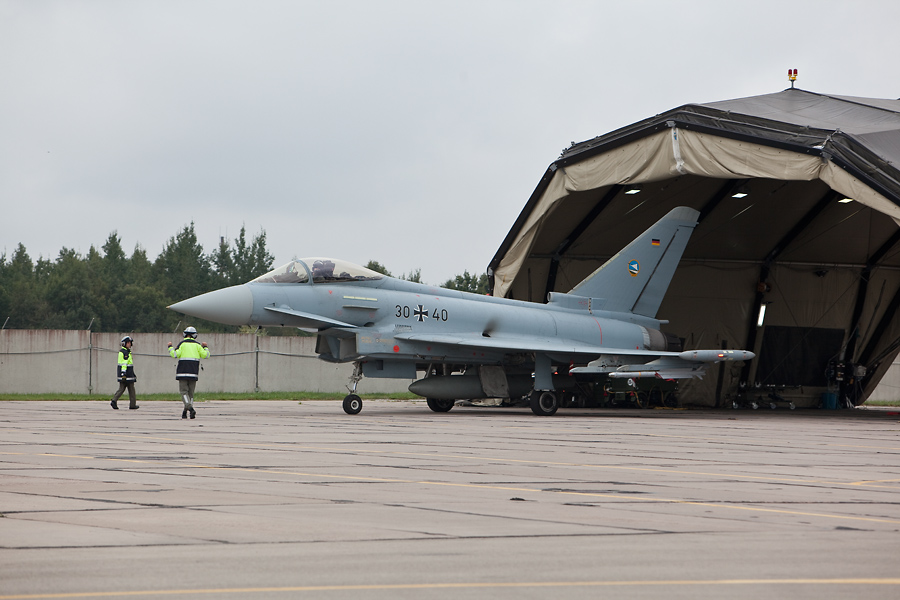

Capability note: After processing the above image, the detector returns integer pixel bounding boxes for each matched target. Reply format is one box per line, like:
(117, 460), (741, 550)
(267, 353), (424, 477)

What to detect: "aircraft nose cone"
(168, 285), (253, 326)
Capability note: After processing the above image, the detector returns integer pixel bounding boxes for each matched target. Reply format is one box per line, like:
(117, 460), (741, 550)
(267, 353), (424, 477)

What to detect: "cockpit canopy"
(251, 258), (384, 284)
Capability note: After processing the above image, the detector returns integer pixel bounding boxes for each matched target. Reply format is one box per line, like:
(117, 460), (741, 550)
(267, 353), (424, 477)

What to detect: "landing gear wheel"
(342, 394), (362, 415)
(426, 398), (455, 413)
(530, 391), (559, 416)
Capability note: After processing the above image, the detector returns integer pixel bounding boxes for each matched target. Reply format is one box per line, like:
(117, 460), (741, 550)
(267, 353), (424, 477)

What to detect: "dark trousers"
(112, 382), (137, 408)
(178, 379), (197, 408)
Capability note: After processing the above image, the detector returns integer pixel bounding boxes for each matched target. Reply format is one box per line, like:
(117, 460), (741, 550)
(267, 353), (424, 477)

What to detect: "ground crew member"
(167, 326), (210, 419)
(110, 336), (139, 410)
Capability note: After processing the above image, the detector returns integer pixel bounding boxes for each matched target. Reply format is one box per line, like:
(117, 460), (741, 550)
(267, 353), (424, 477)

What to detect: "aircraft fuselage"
(242, 276), (669, 368)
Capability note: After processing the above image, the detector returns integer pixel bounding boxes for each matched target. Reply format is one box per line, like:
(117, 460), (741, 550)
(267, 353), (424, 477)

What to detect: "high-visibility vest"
(169, 338), (210, 380)
(117, 347), (136, 382)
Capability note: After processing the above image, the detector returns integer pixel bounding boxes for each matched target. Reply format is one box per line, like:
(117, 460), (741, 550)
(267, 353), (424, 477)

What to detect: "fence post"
(88, 330), (94, 395)
(254, 333), (260, 392)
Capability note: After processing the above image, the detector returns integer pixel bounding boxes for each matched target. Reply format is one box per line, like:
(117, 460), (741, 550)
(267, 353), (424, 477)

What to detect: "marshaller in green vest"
(167, 326), (210, 419)
(111, 336), (139, 410)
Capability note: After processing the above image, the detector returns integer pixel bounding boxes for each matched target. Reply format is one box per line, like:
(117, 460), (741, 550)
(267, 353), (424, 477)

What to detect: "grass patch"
(0, 392), (420, 402)
(859, 399), (900, 407)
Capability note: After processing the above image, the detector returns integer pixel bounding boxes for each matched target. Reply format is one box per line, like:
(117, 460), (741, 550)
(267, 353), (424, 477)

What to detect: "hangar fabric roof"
(489, 88), (900, 406)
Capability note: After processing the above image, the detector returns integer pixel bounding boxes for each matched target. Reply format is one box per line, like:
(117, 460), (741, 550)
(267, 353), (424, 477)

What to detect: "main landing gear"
(530, 390), (559, 416)
(426, 398), (455, 413)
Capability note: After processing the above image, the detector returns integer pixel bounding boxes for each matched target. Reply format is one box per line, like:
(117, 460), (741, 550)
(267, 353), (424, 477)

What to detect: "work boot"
(189, 407), (196, 419)
(110, 400), (118, 410)
(182, 409), (188, 419)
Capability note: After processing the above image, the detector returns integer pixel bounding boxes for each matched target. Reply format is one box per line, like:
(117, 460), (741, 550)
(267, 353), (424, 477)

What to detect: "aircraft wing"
(263, 306), (358, 329)
(394, 332), (753, 380)
(392, 331), (670, 358)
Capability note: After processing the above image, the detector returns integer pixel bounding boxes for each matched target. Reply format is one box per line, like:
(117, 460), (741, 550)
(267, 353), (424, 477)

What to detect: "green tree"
(0, 251), (10, 326)
(365, 260), (391, 276)
(4, 244), (48, 328)
(232, 226), (274, 283)
(210, 235), (235, 288)
(118, 283), (170, 333)
(400, 269), (422, 283)
(153, 223), (210, 302)
(129, 245), (153, 288)
(100, 232), (129, 330)
(85, 245), (113, 329)
(212, 226), (274, 286)
(44, 248), (89, 329)
(42, 247), (112, 330)
(102, 232), (128, 284)
(442, 270), (489, 294)
(0, 223), (266, 333)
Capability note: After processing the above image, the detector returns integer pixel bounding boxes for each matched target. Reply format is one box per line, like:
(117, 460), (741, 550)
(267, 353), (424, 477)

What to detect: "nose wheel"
(342, 394), (362, 414)
(342, 362), (364, 414)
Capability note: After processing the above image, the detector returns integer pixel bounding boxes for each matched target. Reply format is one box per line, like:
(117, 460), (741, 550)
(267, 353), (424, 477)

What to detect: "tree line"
(0, 225), (489, 334)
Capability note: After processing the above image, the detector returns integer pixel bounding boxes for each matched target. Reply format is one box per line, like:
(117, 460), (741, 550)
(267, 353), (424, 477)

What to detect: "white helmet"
(184, 326), (198, 338)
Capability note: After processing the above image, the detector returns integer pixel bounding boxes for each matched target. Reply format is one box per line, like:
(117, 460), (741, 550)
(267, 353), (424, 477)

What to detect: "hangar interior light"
(732, 185), (749, 199)
(757, 303), (768, 328)
(839, 198), (854, 203)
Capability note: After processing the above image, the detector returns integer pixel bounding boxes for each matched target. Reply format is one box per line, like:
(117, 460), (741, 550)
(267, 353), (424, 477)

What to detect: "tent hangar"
(488, 88), (900, 408)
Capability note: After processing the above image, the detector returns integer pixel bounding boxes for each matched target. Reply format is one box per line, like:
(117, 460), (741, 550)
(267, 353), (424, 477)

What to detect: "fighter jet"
(169, 207), (753, 415)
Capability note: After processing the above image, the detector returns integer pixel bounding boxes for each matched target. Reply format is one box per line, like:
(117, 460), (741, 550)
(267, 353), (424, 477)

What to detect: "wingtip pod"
(678, 349), (755, 362)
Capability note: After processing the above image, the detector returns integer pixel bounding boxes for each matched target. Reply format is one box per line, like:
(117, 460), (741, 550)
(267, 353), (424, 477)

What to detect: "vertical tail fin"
(569, 206), (699, 317)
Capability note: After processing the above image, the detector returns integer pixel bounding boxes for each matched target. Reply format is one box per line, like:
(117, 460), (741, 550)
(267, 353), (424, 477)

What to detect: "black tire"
(426, 398), (455, 413)
(530, 391), (559, 416)
(342, 394), (362, 415)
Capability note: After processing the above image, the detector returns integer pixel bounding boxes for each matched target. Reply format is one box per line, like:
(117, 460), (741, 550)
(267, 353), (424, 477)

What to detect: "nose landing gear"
(343, 362), (364, 415)
(342, 394), (362, 414)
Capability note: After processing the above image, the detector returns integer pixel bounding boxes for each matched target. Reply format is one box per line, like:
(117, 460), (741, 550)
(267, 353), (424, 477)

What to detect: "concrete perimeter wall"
(0, 330), (411, 396)
(4, 329), (900, 401)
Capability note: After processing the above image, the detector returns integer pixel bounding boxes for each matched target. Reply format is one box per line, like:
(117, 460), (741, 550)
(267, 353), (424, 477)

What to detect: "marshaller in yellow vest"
(111, 336), (139, 410)
(167, 326), (210, 419)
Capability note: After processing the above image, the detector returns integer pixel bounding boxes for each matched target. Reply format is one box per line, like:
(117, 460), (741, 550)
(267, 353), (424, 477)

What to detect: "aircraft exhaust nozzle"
(168, 284), (254, 326)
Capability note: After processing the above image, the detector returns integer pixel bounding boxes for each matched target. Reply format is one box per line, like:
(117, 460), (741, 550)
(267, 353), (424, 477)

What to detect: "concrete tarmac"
(1, 400), (899, 599)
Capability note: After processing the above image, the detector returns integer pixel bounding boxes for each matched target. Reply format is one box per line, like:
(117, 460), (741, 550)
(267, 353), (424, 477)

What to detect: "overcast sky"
(2, 0), (899, 285)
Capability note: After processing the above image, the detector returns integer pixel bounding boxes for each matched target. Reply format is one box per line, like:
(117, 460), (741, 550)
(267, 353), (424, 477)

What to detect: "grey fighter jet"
(169, 207), (753, 415)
